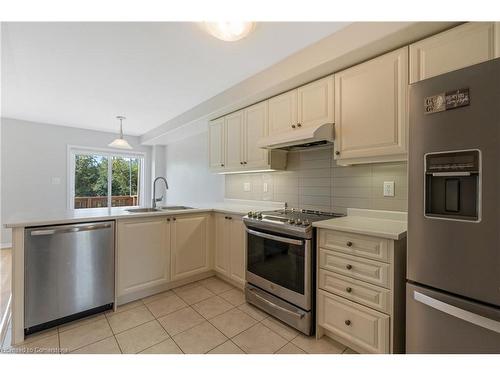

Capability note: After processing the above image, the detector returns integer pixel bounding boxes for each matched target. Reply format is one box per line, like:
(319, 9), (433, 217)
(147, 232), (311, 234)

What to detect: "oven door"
(246, 228), (311, 310)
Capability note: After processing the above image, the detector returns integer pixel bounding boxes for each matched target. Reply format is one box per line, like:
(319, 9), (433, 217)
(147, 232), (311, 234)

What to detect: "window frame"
(68, 145), (146, 210)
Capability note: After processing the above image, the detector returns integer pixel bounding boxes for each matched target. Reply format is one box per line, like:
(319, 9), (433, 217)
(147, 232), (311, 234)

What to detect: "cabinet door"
(297, 75), (334, 128)
(244, 101), (269, 168)
(268, 89), (297, 135)
(225, 110), (244, 169)
(170, 214), (210, 281)
(334, 47), (408, 162)
(410, 22), (500, 84)
(214, 213), (230, 276)
(117, 218), (169, 297)
(229, 216), (246, 285)
(209, 118), (225, 170)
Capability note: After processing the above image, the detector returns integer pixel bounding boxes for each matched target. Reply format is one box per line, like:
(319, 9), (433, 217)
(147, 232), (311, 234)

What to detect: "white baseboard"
(1, 243), (12, 249)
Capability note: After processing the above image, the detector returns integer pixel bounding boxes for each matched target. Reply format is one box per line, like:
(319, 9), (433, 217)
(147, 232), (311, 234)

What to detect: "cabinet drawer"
(318, 290), (390, 354)
(318, 269), (391, 314)
(319, 230), (390, 263)
(319, 249), (391, 288)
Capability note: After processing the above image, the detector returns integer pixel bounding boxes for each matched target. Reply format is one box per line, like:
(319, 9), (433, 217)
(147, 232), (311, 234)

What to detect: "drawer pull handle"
(346, 264), (353, 270)
(345, 320), (351, 326)
(346, 287), (352, 293)
(346, 241), (353, 247)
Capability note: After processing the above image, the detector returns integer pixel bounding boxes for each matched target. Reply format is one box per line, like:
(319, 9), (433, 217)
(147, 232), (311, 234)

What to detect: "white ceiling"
(1, 22), (348, 136)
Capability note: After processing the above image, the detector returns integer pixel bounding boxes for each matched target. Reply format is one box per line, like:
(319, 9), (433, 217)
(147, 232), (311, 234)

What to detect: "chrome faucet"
(152, 177), (169, 209)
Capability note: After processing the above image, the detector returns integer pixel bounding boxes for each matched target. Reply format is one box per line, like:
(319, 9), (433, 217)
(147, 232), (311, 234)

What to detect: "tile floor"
(1, 276), (356, 354)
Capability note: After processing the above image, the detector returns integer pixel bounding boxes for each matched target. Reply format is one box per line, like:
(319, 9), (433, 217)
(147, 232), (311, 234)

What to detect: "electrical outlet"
(383, 181), (395, 197)
(263, 182), (268, 193)
(243, 182), (251, 192)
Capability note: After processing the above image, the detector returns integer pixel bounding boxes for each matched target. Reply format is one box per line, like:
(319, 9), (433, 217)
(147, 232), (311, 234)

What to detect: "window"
(69, 147), (145, 209)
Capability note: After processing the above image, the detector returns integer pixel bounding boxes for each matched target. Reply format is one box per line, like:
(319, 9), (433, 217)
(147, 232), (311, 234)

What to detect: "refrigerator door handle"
(414, 291), (500, 334)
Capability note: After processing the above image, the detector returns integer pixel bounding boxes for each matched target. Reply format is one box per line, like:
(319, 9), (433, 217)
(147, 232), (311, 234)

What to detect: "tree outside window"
(72, 151), (143, 209)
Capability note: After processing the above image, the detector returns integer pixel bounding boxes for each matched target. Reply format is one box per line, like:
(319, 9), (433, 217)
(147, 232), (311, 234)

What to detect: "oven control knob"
(288, 219), (295, 224)
(256, 212), (263, 220)
(302, 220), (310, 226)
(247, 211), (253, 218)
(296, 219), (302, 225)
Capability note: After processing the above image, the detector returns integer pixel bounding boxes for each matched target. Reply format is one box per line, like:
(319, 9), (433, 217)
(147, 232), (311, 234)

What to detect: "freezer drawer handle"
(414, 291), (500, 334)
(30, 223), (112, 236)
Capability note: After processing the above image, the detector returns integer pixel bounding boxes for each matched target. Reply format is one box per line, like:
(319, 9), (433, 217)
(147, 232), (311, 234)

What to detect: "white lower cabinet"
(116, 213), (211, 301)
(170, 214), (211, 281)
(318, 290), (390, 354)
(214, 213), (246, 287)
(116, 217), (170, 298)
(316, 229), (406, 354)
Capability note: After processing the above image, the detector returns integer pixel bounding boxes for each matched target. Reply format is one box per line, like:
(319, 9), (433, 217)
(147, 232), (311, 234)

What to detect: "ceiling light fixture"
(202, 22), (255, 42)
(108, 116), (133, 150)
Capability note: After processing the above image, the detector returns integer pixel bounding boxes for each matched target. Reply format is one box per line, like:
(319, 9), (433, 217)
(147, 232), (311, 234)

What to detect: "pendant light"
(202, 22), (255, 42)
(108, 116), (133, 150)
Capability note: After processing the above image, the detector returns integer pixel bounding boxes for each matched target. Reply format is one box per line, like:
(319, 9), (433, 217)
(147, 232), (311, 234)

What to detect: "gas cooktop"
(243, 208), (345, 238)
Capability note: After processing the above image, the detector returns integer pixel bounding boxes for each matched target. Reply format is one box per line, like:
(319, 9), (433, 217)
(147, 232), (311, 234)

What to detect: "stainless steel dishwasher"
(25, 221), (115, 335)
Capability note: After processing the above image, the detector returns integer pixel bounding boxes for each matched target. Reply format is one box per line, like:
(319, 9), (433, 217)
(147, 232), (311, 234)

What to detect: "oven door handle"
(246, 228), (304, 246)
(248, 287), (305, 320)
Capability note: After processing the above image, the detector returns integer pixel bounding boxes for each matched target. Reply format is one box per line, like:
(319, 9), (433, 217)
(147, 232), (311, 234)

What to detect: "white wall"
(0, 117), (153, 246)
(165, 130), (224, 205)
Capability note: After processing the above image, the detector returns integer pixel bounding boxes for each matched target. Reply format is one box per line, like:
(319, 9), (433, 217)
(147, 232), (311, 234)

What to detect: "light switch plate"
(383, 181), (395, 197)
(243, 182), (251, 192)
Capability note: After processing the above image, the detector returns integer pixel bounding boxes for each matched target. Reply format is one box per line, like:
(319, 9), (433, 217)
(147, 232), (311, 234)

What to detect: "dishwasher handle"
(30, 222), (113, 236)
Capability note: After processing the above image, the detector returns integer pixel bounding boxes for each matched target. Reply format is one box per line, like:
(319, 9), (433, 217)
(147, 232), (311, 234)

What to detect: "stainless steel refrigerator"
(407, 58), (500, 353)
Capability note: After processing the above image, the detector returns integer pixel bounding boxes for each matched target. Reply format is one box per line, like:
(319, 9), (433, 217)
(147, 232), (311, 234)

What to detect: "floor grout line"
(13, 276), (351, 354)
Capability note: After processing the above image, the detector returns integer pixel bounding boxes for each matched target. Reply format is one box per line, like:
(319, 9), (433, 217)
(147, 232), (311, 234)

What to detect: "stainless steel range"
(243, 207), (344, 335)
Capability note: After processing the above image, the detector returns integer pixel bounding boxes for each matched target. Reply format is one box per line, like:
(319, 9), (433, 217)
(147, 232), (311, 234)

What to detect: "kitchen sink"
(160, 206), (195, 210)
(126, 208), (162, 213)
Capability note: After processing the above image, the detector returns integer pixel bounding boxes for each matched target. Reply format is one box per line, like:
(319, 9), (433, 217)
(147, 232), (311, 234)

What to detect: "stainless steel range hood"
(257, 123), (334, 150)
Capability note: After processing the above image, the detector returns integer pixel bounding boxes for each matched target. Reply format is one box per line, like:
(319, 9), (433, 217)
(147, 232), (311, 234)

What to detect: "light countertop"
(313, 208), (407, 240)
(3, 199), (284, 228)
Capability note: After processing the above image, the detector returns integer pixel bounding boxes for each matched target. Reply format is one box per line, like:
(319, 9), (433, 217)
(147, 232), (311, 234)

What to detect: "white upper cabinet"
(410, 22), (500, 83)
(334, 47), (408, 164)
(224, 110), (244, 169)
(297, 75), (334, 129)
(208, 118), (225, 170)
(244, 101), (269, 168)
(268, 89), (298, 135)
(209, 103), (286, 173)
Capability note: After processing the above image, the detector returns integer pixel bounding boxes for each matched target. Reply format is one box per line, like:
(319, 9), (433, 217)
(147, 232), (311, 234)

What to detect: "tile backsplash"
(225, 146), (407, 214)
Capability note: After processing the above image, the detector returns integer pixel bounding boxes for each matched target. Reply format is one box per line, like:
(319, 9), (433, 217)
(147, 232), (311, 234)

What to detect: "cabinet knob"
(221, 163), (225, 167)
(335, 151), (340, 156)
(291, 124), (296, 128)
(346, 264), (353, 270)
(243, 161), (247, 164)
(346, 241), (353, 247)
(173, 217), (176, 221)
(167, 218), (170, 222)
(346, 287), (352, 293)
(345, 319), (351, 326)
(240, 162), (243, 165)
(297, 123), (302, 127)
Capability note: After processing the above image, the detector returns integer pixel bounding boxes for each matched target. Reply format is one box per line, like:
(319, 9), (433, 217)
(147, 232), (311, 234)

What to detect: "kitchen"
(0, 4), (499, 371)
